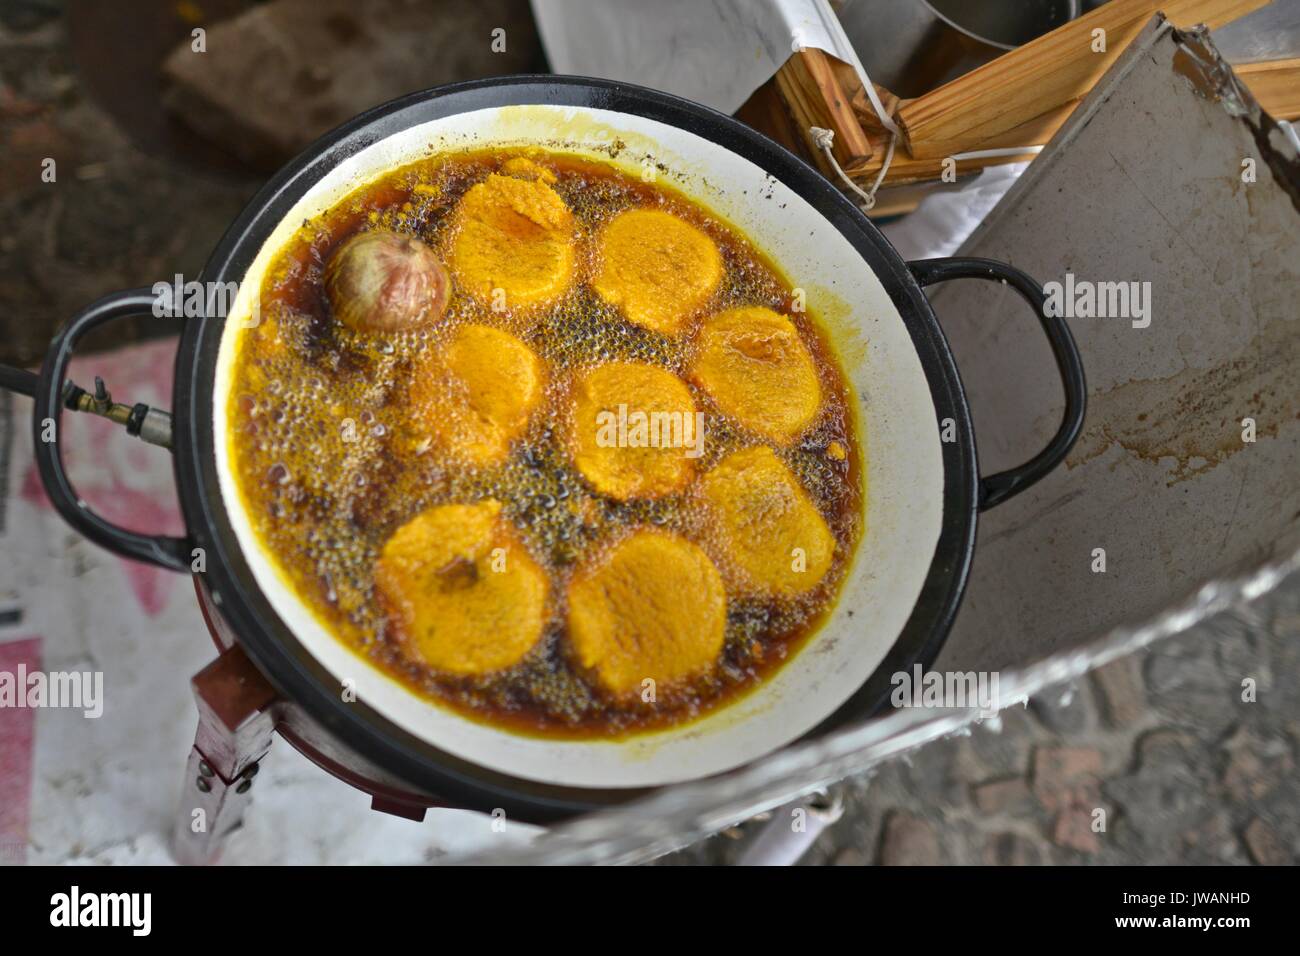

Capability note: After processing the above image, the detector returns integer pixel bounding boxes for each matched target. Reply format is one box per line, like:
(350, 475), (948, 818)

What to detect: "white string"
(810, 126), (892, 210)
(801, 11), (901, 139)
(828, 0), (1042, 157)
(810, 127), (1040, 213)
(869, 129), (898, 200)
(951, 146), (1045, 160)
(856, 71), (901, 139)
(803, 5), (1046, 212)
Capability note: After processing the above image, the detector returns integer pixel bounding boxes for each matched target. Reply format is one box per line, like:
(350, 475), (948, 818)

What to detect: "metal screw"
(199, 760), (215, 778)
(236, 779), (252, 794)
(196, 776), (212, 793)
(244, 762), (260, 778)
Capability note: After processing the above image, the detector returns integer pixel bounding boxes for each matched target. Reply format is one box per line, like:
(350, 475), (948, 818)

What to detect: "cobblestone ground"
(658, 600), (1299, 865)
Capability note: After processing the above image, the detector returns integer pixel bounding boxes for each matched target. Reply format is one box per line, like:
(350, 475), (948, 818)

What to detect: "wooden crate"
(737, 0), (1297, 212)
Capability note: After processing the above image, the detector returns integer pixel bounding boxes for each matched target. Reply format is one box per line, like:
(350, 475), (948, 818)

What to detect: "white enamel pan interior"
(214, 103), (943, 789)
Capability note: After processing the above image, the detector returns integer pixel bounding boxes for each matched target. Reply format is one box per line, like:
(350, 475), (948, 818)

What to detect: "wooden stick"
(878, 57), (1300, 176)
(896, 0), (1270, 160)
(1238, 58), (1300, 120)
(734, 38), (1297, 198)
(773, 47), (874, 168)
(844, 147), (1039, 189)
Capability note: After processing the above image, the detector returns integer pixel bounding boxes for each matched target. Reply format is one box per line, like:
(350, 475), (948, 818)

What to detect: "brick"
(832, 847), (868, 866)
(972, 776), (1033, 815)
(879, 812), (941, 866)
(1091, 655), (1145, 726)
(984, 831), (1042, 866)
(161, 0), (542, 167)
(1182, 813), (1249, 864)
(1032, 745), (1103, 813)
(1242, 818), (1290, 865)
(1053, 806), (1102, 854)
(1220, 726), (1294, 803)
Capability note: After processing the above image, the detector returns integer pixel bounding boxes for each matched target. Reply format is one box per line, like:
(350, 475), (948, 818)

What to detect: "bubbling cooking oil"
(229, 148), (863, 738)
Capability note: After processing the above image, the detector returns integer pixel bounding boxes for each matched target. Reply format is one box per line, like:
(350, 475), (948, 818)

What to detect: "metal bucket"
(837, 0), (1082, 98)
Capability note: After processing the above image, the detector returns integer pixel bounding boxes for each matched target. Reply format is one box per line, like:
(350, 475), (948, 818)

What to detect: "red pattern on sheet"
(0, 637), (41, 865)
(17, 339), (186, 617)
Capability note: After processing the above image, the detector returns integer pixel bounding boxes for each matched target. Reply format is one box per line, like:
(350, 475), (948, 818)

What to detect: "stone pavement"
(659, 600), (1299, 865)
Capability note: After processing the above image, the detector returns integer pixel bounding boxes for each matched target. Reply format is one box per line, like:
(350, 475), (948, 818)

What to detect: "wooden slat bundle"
(737, 0), (1295, 201)
(895, 0), (1271, 160)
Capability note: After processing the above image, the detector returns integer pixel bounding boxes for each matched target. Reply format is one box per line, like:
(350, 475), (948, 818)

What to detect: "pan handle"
(908, 257), (1086, 511)
(30, 288), (193, 572)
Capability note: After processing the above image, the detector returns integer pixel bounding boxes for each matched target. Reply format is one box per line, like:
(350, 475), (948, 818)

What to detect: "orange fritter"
(699, 445), (835, 597)
(689, 306), (822, 443)
(374, 500), (547, 675)
(567, 530), (726, 695)
(448, 173), (575, 311)
(592, 208), (722, 335)
(499, 156), (558, 184)
(407, 323), (543, 465)
(568, 361), (700, 500)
